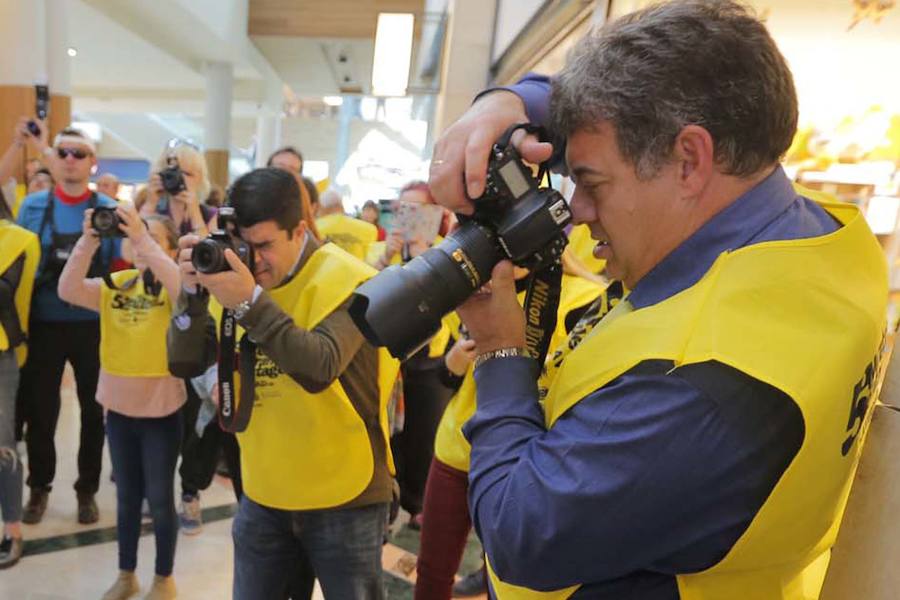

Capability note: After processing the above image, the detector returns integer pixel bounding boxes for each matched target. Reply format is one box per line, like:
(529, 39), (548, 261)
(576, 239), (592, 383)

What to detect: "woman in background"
(59, 204), (184, 600)
(360, 200), (386, 241)
(139, 140), (216, 237)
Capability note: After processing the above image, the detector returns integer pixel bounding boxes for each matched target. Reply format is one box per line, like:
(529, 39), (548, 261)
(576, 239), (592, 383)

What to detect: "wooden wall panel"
(205, 149), (230, 191)
(249, 0), (425, 38)
(0, 85), (71, 184)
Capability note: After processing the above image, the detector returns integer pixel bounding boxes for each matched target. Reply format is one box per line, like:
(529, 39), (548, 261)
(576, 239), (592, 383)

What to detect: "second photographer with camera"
(15, 128), (122, 526)
(140, 139), (217, 237)
(168, 168), (400, 599)
(58, 203), (184, 600)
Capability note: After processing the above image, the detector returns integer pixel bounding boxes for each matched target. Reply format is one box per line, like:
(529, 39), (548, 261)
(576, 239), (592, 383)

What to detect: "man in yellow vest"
(427, 2), (887, 599)
(168, 168), (399, 599)
(316, 188), (378, 261)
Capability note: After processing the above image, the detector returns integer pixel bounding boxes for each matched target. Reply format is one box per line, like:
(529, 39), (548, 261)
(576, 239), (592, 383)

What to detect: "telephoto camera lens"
(349, 222), (502, 360)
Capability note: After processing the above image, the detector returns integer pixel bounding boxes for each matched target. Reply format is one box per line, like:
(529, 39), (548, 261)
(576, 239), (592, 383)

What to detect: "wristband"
(473, 347), (530, 369)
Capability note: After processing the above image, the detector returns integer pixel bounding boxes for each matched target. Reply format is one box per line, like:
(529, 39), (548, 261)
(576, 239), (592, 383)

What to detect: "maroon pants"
(415, 458), (472, 600)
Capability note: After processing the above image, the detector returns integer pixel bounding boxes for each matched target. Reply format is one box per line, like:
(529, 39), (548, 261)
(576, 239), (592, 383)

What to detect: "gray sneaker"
(178, 494), (202, 535)
(0, 536), (23, 569)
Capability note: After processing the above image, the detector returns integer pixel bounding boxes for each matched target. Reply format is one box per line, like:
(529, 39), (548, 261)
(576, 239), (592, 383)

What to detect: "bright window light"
(323, 96), (344, 107)
(372, 13), (414, 97)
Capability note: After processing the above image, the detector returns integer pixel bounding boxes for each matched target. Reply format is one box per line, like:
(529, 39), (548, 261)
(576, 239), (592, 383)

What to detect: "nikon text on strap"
(217, 307), (255, 432)
(523, 261), (563, 374)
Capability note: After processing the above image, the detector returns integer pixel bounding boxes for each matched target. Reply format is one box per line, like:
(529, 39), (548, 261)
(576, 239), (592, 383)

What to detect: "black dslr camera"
(159, 156), (187, 196)
(91, 206), (124, 238)
(191, 206), (254, 274)
(350, 123), (571, 359)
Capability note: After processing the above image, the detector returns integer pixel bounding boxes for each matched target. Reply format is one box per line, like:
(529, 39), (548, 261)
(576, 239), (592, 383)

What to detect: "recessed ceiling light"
(372, 13), (414, 97)
(67, 47), (78, 57)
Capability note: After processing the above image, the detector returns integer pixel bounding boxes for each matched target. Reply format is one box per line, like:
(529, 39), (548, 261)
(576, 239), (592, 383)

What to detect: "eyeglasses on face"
(57, 147), (91, 160)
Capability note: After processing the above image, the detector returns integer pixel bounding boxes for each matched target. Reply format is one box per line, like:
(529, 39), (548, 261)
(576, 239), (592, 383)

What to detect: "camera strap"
(217, 307), (255, 432)
(523, 261), (563, 376)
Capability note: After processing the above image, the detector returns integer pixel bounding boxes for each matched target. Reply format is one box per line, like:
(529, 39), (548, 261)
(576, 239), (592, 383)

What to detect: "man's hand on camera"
(196, 249), (256, 310)
(177, 234), (202, 290)
(457, 261), (526, 354)
(429, 90), (553, 215)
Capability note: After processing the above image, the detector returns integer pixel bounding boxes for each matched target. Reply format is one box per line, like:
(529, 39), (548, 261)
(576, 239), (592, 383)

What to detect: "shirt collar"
(277, 231), (315, 288)
(628, 166), (798, 309)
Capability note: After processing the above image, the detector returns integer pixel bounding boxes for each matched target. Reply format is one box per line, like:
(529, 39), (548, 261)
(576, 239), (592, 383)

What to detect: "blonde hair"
(153, 144), (211, 202)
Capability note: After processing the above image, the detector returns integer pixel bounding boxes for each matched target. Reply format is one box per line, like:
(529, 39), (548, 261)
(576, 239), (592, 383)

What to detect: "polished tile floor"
(1, 366), (486, 599)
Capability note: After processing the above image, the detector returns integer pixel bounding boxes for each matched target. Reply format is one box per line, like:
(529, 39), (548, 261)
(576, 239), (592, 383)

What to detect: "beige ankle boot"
(143, 575), (176, 600)
(101, 571), (139, 600)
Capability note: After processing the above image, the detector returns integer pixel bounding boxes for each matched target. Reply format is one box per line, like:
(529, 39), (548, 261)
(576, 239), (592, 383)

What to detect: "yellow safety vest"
(215, 243), (401, 510)
(0, 221), (40, 366)
(433, 275), (604, 472)
(99, 269), (172, 377)
(487, 196), (887, 599)
(567, 223), (606, 274)
(316, 213), (378, 261)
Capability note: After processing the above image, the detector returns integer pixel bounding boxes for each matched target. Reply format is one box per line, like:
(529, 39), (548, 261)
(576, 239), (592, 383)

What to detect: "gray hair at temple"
(550, 0), (798, 180)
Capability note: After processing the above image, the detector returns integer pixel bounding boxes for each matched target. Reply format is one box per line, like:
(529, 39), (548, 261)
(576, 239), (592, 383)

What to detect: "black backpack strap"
(0, 254), (26, 349)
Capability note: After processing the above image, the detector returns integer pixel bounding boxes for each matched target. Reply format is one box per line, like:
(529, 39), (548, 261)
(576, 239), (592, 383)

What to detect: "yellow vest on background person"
(212, 243), (401, 510)
(0, 221), (40, 366)
(433, 274), (605, 473)
(99, 269), (172, 377)
(316, 213), (378, 261)
(486, 196), (888, 599)
(567, 223), (606, 275)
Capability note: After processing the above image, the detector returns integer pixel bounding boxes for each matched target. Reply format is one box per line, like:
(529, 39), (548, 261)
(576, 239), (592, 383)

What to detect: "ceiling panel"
(249, 0), (424, 38)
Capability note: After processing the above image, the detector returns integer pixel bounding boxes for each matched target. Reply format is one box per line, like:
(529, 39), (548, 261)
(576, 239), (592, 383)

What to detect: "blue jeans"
(106, 409), (183, 576)
(0, 351), (22, 523)
(233, 495), (388, 599)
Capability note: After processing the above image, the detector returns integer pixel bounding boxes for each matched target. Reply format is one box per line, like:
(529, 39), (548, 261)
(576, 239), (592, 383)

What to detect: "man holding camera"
(428, 2), (887, 598)
(16, 128), (120, 525)
(168, 168), (399, 598)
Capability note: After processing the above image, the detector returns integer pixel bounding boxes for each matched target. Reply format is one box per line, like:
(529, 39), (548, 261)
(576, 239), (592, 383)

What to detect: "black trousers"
(19, 320), (104, 495)
(392, 364), (454, 515)
(179, 381), (243, 500)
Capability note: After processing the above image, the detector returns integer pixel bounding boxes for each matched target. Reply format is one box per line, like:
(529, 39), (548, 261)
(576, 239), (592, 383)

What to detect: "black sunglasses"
(57, 147), (90, 160)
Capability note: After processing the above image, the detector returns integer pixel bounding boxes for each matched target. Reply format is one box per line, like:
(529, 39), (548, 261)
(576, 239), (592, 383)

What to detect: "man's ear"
(673, 125), (714, 198)
(292, 220), (308, 241)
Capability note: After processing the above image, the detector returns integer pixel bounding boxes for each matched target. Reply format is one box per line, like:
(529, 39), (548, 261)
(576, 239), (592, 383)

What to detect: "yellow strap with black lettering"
(487, 196), (887, 599)
(99, 269), (172, 377)
(316, 213), (378, 261)
(0, 221), (40, 366)
(214, 243), (401, 510)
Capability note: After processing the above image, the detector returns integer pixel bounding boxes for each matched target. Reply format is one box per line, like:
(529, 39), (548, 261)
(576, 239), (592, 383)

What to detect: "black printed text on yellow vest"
(99, 269), (172, 377)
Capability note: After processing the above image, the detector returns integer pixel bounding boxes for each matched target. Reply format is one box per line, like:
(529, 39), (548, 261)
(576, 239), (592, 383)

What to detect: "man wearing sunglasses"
(15, 128), (121, 526)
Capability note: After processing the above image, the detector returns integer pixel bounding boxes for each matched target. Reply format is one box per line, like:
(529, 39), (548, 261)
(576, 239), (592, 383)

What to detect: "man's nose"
(568, 189), (590, 225)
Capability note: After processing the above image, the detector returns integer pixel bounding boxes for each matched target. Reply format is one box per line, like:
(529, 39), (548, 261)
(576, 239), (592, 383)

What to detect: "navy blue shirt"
(465, 79), (840, 599)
